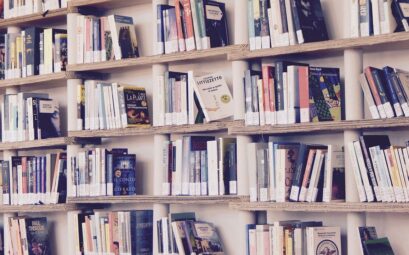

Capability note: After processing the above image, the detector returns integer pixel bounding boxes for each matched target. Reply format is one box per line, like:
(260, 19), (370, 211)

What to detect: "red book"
(364, 67), (382, 107)
(298, 66), (309, 122)
(174, 0), (186, 51)
(262, 66), (272, 113)
(21, 157), (27, 196)
(182, 0), (196, 50)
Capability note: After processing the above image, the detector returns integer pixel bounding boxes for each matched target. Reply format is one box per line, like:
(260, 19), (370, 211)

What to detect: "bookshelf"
(0, 0), (408, 254)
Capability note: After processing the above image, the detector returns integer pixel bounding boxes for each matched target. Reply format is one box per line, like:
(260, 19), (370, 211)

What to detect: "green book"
(365, 237), (395, 255)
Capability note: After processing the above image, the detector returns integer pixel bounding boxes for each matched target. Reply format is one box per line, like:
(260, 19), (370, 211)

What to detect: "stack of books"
(248, 0), (328, 50)
(162, 136), (237, 196)
(156, 0), (229, 55)
(247, 221), (341, 255)
(244, 64), (342, 126)
(3, 0), (67, 19)
(349, 134), (409, 202)
(248, 140), (345, 203)
(69, 147), (137, 197)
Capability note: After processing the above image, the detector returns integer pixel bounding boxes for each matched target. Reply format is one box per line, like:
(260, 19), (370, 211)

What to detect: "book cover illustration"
(112, 154), (136, 196)
(54, 33), (67, 72)
(294, 0), (329, 42)
(331, 148), (345, 201)
(312, 226), (341, 255)
(37, 99), (61, 139)
(317, 67), (342, 121)
(25, 217), (49, 255)
(204, 0), (229, 47)
(309, 67), (333, 121)
(192, 221), (224, 253)
(111, 15), (139, 59)
(123, 87), (150, 126)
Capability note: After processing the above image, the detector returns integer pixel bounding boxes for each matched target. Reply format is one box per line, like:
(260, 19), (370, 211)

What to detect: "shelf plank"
(68, 195), (249, 205)
(0, 203), (78, 213)
(229, 202), (409, 213)
(68, 0), (151, 9)
(228, 118), (409, 135)
(229, 32), (409, 60)
(0, 8), (68, 30)
(67, 45), (243, 72)
(69, 121), (232, 138)
(0, 137), (98, 151)
(0, 72), (70, 89)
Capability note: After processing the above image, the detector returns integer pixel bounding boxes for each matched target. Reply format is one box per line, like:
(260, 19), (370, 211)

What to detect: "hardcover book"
(25, 217), (49, 255)
(123, 86), (150, 126)
(203, 0), (229, 48)
(112, 154), (137, 196)
(192, 73), (234, 122)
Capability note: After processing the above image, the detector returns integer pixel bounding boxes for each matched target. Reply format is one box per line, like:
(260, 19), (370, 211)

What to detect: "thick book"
(123, 86), (150, 126)
(25, 217), (49, 255)
(291, 0), (329, 43)
(130, 210), (153, 255)
(203, 0), (229, 48)
(112, 154), (137, 196)
(192, 73), (234, 122)
(108, 15), (139, 60)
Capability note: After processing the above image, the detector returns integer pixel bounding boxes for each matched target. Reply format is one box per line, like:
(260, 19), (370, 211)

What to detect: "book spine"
(253, 0), (261, 49)
(353, 141), (375, 202)
(359, 137), (381, 201)
(175, 1), (186, 52)
(371, 68), (395, 118)
(359, 0), (373, 36)
(182, 0), (196, 51)
(360, 73), (381, 119)
(383, 67), (404, 117)
(289, 145), (307, 202)
(364, 67), (387, 118)
(371, 0), (381, 35)
(351, 0), (360, 37)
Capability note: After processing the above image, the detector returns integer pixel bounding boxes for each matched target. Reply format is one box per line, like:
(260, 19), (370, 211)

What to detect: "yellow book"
(105, 222), (111, 253)
(16, 36), (22, 76)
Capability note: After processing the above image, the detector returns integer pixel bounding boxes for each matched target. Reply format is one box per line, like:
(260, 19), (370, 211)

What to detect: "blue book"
(112, 154), (136, 196)
(383, 66), (404, 117)
(289, 143), (309, 201)
(25, 217), (50, 255)
(392, 0), (409, 32)
(106, 148), (128, 196)
(131, 210), (154, 255)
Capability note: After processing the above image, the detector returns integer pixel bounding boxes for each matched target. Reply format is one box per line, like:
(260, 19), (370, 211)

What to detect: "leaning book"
(123, 86), (150, 126)
(192, 73), (234, 122)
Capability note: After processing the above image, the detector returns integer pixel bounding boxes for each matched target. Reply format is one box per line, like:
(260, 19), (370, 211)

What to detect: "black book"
(25, 217), (49, 255)
(25, 27), (43, 76)
(203, 0), (229, 47)
(130, 210), (154, 255)
(289, 143), (309, 201)
(36, 98), (61, 139)
(0, 35), (4, 80)
(123, 86), (150, 126)
(2, 161), (10, 205)
(56, 153), (67, 203)
(292, 0), (329, 43)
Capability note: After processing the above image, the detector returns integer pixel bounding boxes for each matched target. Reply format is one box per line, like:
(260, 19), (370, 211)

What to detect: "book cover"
(364, 237), (395, 255)
(123, 86), (150, 126)
(24, 27), (42, 76)
(2, 161), (9, 205)
(203, 0), (229, 47)
(311, 226), (341, 255)
(25, 217), (49, 255)
(112, 154), (136, 196)
(309, 67), (334, 121)
(37, 98), (61, 139)
(130, 210), (153, 255)
(358, 226), (378, 255)
(54, 33), (67, 72)
(190, 221), (223, 253)
(108, 15), (139, 60)
(174, 0), (187, 52)
(383, 66), (405, 117)
(292, 0), (329, 43)
(392, 0), (409, 32)
(192, 73), (233, 122)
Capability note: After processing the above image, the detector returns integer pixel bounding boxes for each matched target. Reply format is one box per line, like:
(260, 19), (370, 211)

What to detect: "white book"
(381, 0), (397, 34)
(323, 145), (344, 203)
(162, 141), (171, 196)
(391, 147), (408, 201)
(18, 165), (23, 205)
(181, 137), (191, 195)
(268, 142), (276, 201)
(100, 149), (106, 196)
(256, 225), (269, 255)
(306, 150), (324, 202)
(369, 147), (388, 202)
(207, 140), (219, 196)
(179, 76), (188, 125)
(371, 0), (381, 35)
(281, 72), (289, 124)
(192, 72), (234, 122)
(347, 142), (367, 202)
(77, 15), (85, 64)
(257, 79), (265, 126)
(161, 218), (170, 254)
(360, 74), (381, 119)
(111, 83), (121, 128)
(351, 0), (360, 37)
(190, 0), (202, 51)
(273, 223), (284, 255)
(156, 76), (166, 126)
(384, 149), (405, 202)
(353, 141), (375, 202)
(248, 143), (258, 202)
(376, 146), (396, 202)
(267, 8), (276, 47)
(287, 66), (296, 124)
(397, 148), (409, 201)
(187, 71), (197, 125)
(102, 85), (112, 130)
(275, 149), (286, 202)
(95, 148), (101, 197)
(172, 139), (183, 195)
(107, 85), (116, 129)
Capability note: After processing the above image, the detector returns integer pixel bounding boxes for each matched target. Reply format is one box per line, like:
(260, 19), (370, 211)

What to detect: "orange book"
(181, 0), (196, 50)
(21, 157), (27, 196)
(298, 66), (309, 123)
(262, 66), (272, 113)
(299, 149), (316, 201)
(174, 0), (186, 51)
(85, 216), (93, 253)
(364, 67), (382, 107)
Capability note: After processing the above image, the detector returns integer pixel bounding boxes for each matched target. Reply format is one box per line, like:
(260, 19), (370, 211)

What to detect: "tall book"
(108, 15), (139, 60)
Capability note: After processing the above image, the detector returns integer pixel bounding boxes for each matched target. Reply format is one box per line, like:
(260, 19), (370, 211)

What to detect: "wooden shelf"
(69, 121), (232, 138)
(0, 8), (67, 30)
(229, 32), (409, 61)
(0, 72), (71, 89)
(68, 0), (151, 9)
(229, 202), (409, 213)
(68, 195), (249, 205)
(0, 203), (78, 213)
(228, 118), (409, 135)
(66, 45), (243, 72)
(0, 137), (98, 151)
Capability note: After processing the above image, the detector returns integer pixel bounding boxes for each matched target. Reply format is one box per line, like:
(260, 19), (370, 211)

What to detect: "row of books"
(360, 66), (409, 119)
(349, 135), (409, 203)
(157, 211), (223, 255)
(248, 0), (328, 51)
(2, 153), (67, 206)
(69, 210), (153, 255)
(156, 0), (229, 55)
(75, 14), (139, 64)
(162, 136), (237, 196)
(351, 0), (408, 38)
(8, 217), (49, 255)
(247, 221), (341, 255)
(3, 0), (66, 19)
(154, 71), (234, 127)
(1, 92), (61, 143)
(244, 64), (342, 126)
(248, 140), (345, 202)
(69, 147), (137, 198)
(76, 81), (150, 131)
(2, 28), (67, 80)
(358, 226), (395, 255)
